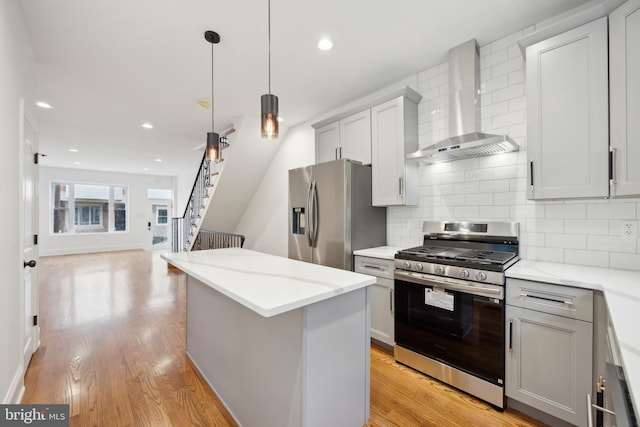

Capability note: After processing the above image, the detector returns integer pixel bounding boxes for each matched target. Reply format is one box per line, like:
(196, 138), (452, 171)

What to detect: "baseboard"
(39, 244), (143, 257)
(3, 365), (25, 404)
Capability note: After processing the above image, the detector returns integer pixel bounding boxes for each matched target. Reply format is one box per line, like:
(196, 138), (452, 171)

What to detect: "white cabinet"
(526, 18), (609, 200)
(506, 278), (593, 426)
(610, 0), (640, 197)
(315, 110), (371, 165)
(371, 96), (419, 206)
(354, 256), (394, 348)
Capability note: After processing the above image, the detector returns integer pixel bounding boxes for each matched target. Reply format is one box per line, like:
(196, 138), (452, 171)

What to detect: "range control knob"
(460, 270), (470, 279)
(403, 261), (411, 269)
(475, 272), (488, 281)
(435, 266), (445, 275)
(415, 263), (424, 271)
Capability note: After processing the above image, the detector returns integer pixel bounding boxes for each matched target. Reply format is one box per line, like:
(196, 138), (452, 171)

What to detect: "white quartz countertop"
(353, 246), (404, 260)
(161, 248), (375, 318)
(507, 260), (640, 418)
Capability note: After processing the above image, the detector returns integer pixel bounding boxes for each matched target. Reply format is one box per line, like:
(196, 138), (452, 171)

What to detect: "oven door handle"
(394, 270), (504, 299)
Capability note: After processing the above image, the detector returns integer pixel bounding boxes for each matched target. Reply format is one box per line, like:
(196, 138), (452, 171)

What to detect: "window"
(156, 207), (168, 225)
(51, 182), (128, 234)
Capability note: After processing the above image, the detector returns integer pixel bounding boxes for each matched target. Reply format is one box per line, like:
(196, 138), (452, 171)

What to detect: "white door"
(148, 200), (172, 250)
(21, 101), (39, 368)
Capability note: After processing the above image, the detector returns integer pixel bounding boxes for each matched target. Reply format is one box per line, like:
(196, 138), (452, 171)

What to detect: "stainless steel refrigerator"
(288, 159), (386, 270)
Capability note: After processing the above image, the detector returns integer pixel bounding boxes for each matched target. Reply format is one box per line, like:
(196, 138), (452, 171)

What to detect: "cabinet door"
(610, 0), (640, 197)
(506, 305), (593, 426)
(369, 277), (394, 347)
(315, 122), (339, 164)
(340, 110), (371, 164)
(371, 97), (418, 206)
(526, 18), (609, 199)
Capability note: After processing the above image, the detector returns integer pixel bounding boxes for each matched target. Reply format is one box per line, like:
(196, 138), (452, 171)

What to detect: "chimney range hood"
(407, 39), (519, 163)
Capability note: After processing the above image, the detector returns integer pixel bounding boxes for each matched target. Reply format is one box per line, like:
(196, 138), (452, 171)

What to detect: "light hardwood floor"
(22, 250), (546, 427)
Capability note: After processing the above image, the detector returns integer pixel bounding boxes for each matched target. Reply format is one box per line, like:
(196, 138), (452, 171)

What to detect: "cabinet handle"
(529, 161), (534, 190)
(339, 146), (342, 159)
(362, 264), (385, 271)
(609, 146), (617, 187)
(335, 147), (339, 160)
(390, 288), (394, 313)
(398, 177), (403, 196)
(508, 318), (513, 353)
(520, 292), (574, 306)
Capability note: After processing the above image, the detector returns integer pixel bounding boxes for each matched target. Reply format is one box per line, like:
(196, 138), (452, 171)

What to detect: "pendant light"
(205, 30), (221, 162)
(261, 0), (279, 139)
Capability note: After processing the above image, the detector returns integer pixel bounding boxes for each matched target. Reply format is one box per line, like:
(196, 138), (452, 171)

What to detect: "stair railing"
(172, 153), (213, 252)
(191, 230), (245, 250)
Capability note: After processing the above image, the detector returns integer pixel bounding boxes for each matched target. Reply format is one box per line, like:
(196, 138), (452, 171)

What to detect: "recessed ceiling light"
(143, 168), (149, 171)
(317, 38), (333, 51)
(69, 148), (79, 153)
(36, 101), (53, 109)
(142, 122), (154, 129)
(277, 116), (284, 122)
(155, 158), (162, 162)
(73, 161), (81, 165)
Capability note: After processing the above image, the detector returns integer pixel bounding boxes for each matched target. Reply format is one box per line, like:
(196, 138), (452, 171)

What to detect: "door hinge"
(32, 315), (38, 326)
(34, 153), (39, 164)
(33, 234), (38, 245)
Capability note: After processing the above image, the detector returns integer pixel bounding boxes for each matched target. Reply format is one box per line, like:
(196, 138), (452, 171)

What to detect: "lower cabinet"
(354, 256), (394, 348)
(506, 278), (593, 426)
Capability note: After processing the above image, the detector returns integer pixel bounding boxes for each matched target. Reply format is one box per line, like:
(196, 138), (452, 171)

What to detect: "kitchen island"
(161, 248), (376, 427)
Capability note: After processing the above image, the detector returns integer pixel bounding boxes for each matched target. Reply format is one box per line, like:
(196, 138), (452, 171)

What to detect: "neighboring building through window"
(156, 206), (168, 225)
(51, 182), (128, 234)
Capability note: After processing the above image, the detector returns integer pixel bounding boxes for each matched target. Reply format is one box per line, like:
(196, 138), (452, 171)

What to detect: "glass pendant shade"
(261, 93), (279, 139)
(206, 132), (220, 162)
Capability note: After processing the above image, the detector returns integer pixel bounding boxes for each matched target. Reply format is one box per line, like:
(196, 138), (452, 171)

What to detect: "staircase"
(171, 117), (281, 252)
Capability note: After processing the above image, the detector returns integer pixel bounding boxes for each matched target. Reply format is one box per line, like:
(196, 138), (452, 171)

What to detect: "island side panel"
(303, 286), (371, 427)
(186, 276), (304, 427)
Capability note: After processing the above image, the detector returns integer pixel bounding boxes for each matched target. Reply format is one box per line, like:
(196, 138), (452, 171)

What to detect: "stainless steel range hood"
(407, 39), (519, 163)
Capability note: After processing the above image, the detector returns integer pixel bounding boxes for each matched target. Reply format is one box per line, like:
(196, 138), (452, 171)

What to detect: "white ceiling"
(20, 0), (590, 177)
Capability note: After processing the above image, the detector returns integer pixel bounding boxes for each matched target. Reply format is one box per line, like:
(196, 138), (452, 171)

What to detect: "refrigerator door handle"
(306, 182), (313, 246)
(310, 180), (319, 246)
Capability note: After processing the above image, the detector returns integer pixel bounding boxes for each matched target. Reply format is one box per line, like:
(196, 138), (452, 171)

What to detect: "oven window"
(395, 279), (505, 385)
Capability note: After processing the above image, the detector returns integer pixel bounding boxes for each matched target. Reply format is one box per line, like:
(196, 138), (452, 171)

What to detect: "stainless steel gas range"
(393, 221), (519, 409)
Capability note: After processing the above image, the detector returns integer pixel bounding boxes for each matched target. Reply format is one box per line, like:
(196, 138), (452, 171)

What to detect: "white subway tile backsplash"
(507, 45), (522, 60)
(565, 250), (610, 268)
(610, 253), (640, 271)
(481, 101), (509, 119)
(441, 194), (466, 206)
(437, 171), (466, 185)
(466, 193), (494, 206)
(587, 235), (637, 253)
(520, 232), (545, 247)
(587, 203), (636, 219)
(546, 233), (587, 249)
(493, 165), (522, 180)
(489, 30), (525, 53)
(451, 158), (479, 172)
(545, 204), (587, 219)
(508, 97), (526, 113)
(512, 204), (545, 219)
(454, 206), (480, 219)
(492, 111), (525, 129)
(525, 219), (564, 233)
(508, 69), (525, 85)
(479, 179), (510, 193)
(492, 84), (525, 103)
(521, 246), (564, 263)
(481, 75), (508, 95)
(428, 72), (447, 89)
(491, 58), (524, 78)
(565, 219), (609, 235)
(453, 181), (480, 194)
(481, 50), (508, 70)
(479, 205), (511, 218)
(465, 168), (494, 182)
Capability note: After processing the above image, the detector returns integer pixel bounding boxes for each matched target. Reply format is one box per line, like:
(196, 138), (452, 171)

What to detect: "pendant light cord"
(211, 41), (215, 132)
(268, 0), (271, 95)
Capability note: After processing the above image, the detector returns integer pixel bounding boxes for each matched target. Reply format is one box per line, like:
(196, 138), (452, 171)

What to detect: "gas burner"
(456, 250), (516, 264)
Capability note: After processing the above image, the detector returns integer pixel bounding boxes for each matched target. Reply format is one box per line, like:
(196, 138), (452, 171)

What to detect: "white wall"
(0, 0), (35, 403)
(39, 166), (175, 256)
(387, 27), (640, 271)
(234, 124), (315, 256)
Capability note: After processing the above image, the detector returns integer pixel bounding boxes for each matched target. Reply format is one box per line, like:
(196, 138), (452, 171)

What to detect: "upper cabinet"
(371, 96), (419, 206)
(610, 0), (640, 197)
(526, 18), (609, 200)
(315, 110), (371, 165)
(312, 86), (422, 206)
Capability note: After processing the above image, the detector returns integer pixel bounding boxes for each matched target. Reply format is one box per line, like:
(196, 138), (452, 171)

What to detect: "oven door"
(394, 270), (505, 386)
